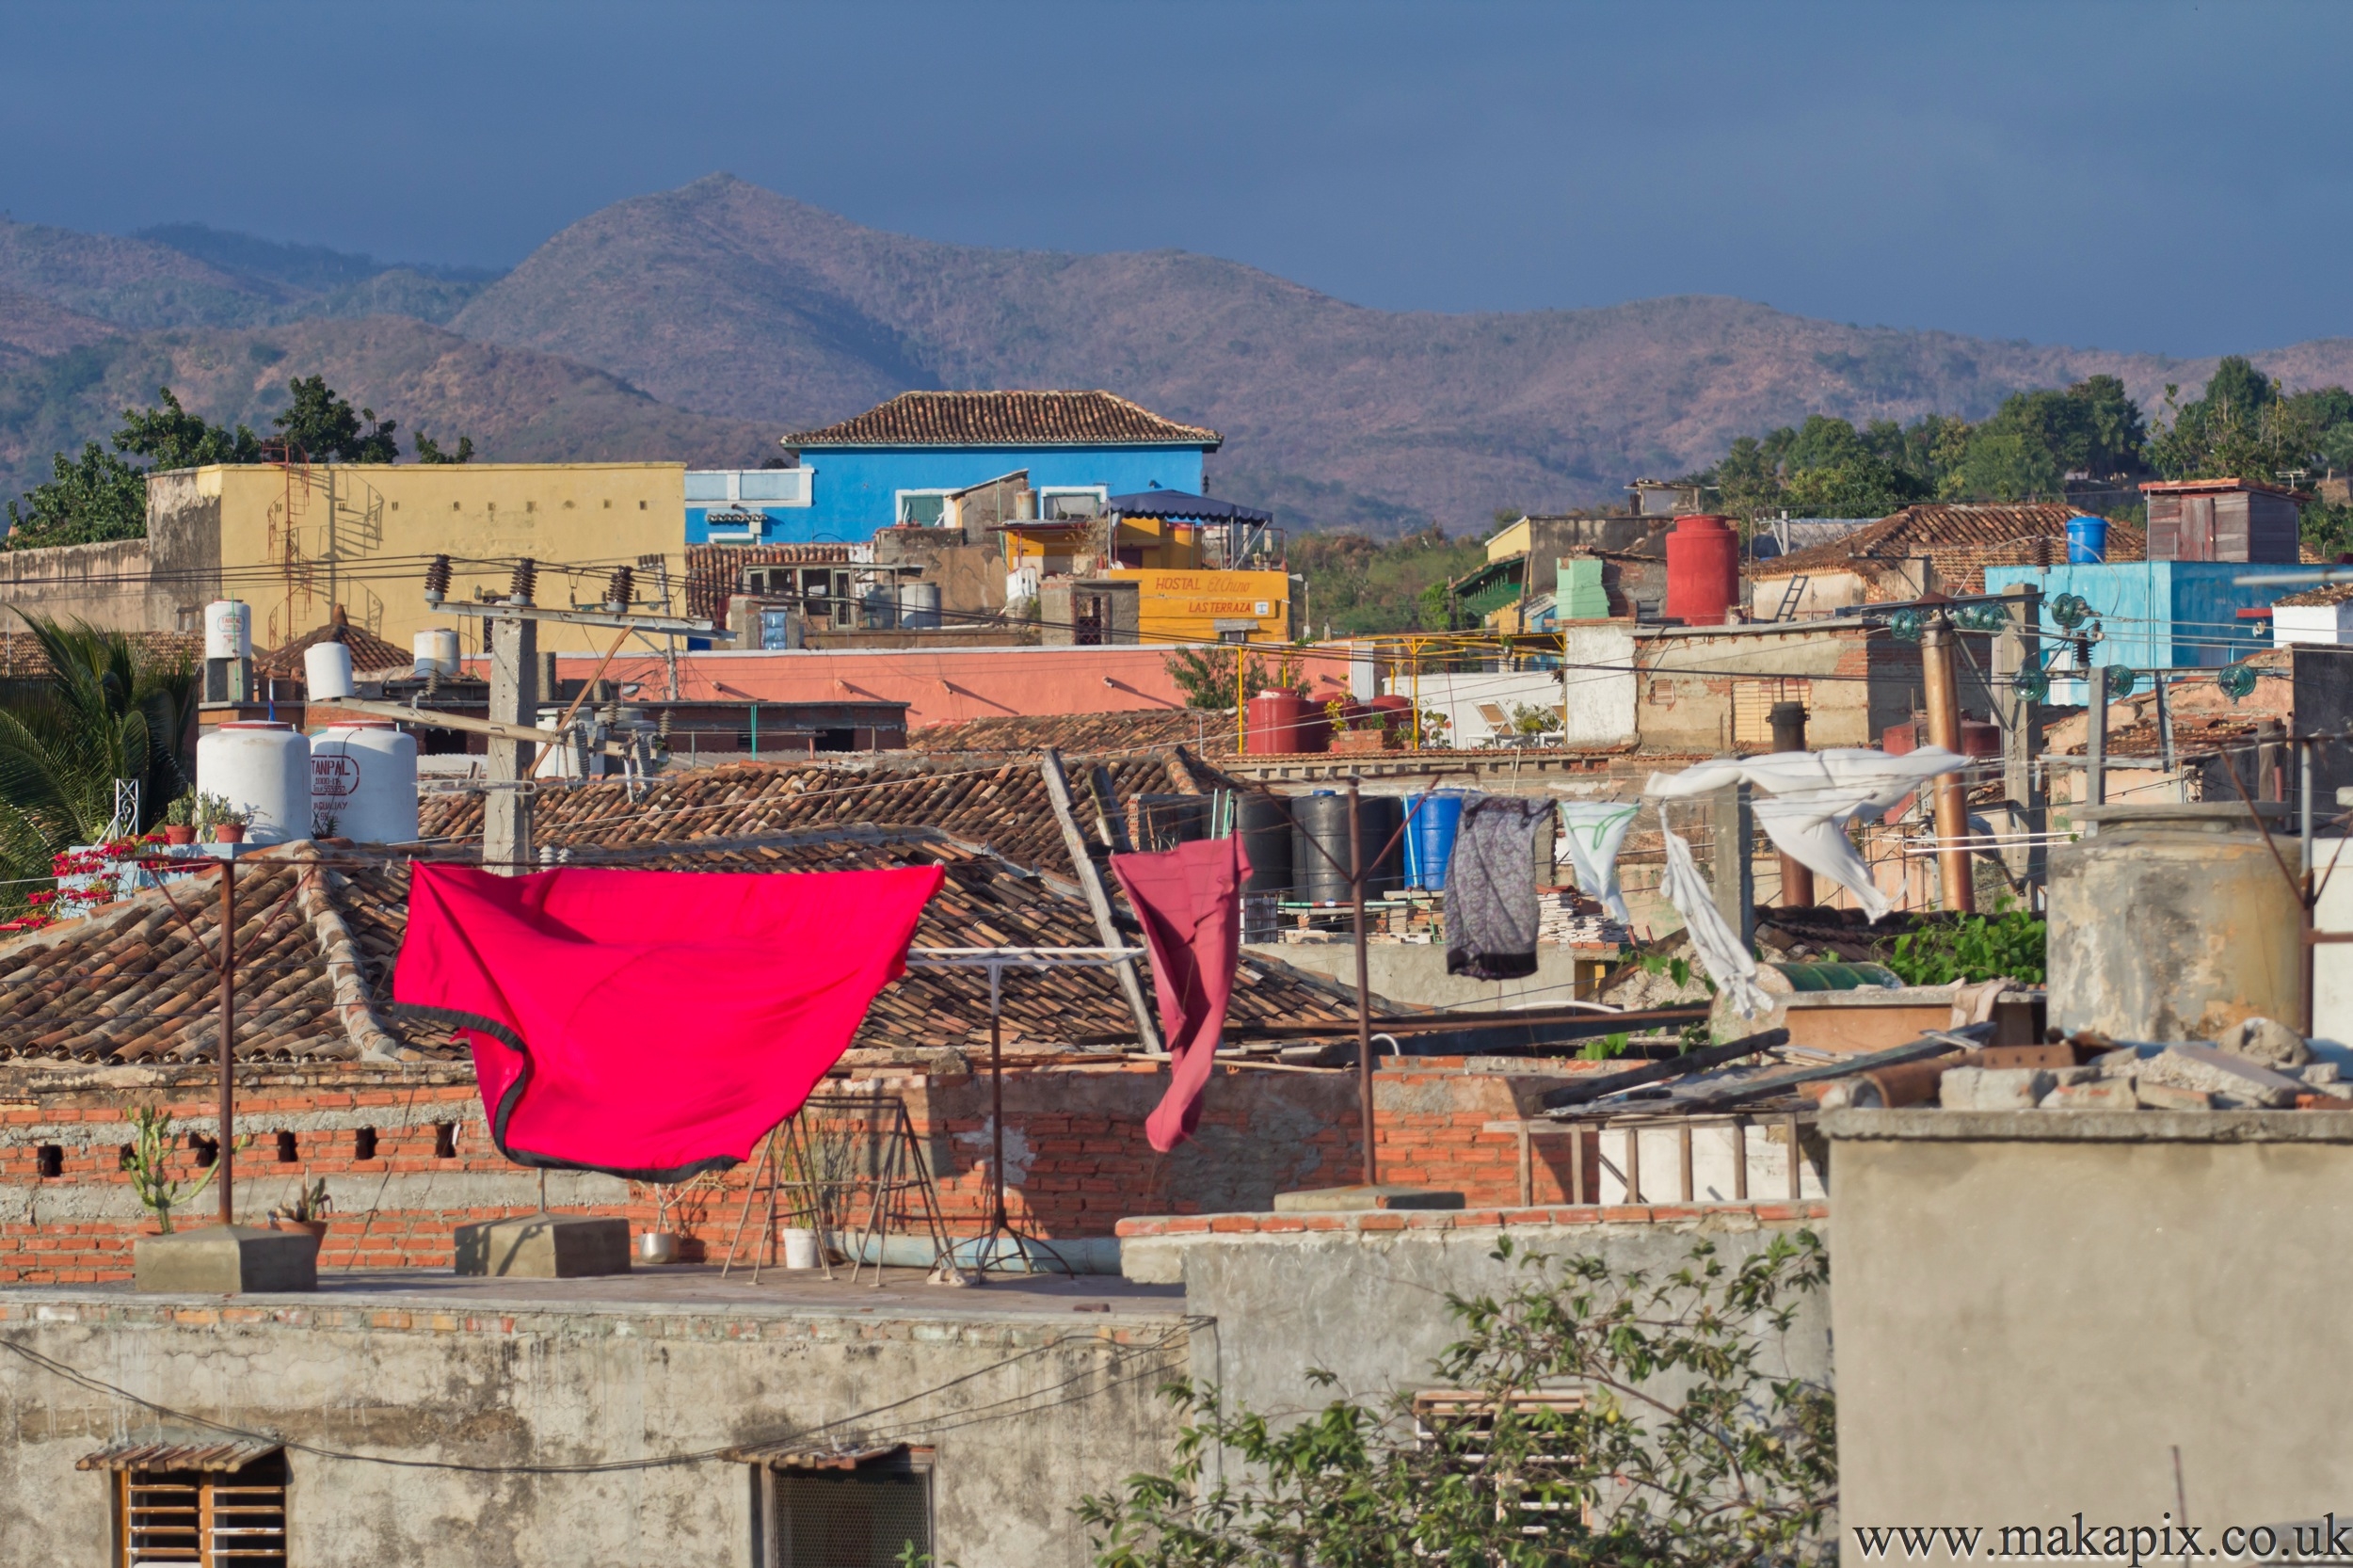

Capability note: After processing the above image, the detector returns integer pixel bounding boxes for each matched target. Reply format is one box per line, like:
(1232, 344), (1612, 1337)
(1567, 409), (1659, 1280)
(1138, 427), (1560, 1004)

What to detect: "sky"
(1, 1), (2346, 358)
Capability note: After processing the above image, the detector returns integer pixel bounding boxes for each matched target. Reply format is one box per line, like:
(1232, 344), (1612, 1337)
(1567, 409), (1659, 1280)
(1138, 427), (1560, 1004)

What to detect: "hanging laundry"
(1445, 794), (1556, 980)
(393, 862), (943, 1181)
(1657, 824), (1773, 1019)
(1111, 836), (1251, 1153)
(1556, 800), (1639, 925)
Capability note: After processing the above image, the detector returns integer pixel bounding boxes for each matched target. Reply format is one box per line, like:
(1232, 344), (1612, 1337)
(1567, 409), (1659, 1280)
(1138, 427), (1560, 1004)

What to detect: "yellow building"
(1000, 514), (1290, 642)
(149, 462), (688, 656)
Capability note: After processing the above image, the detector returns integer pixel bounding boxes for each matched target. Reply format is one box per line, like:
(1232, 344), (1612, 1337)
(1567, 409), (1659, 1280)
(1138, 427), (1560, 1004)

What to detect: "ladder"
(1772, 575), (1811, 621)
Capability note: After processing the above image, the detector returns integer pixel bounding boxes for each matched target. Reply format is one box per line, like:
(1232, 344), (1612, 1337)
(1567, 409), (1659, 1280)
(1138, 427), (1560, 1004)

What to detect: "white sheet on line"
(1556, 801), (1639, 925)
(1658, 824), (1772, 1019)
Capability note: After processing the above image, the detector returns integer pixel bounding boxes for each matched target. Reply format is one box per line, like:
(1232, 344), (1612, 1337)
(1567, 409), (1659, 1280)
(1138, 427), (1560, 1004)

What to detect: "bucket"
(1401, 792), (1466, 889)
(2066, 515), (2108, 565)
(779, 1226), (822, 1270)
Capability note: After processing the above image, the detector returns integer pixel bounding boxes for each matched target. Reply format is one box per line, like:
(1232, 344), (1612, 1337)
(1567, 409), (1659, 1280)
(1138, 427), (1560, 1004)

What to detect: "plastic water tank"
(2066, 515), (2109, 565)
(412, 629), (460, 678)
(1402, 792), (1467, 890)
(309, 722), (419, 844)
(898, 583), (943, 631)
(303, 642), (354, 701)
(196, 722), (310, 843)
(1289, 792), (1354, 903)
(1235, 792), (1294, 897)
(203, 600), (252, 661)
(1246, 691), (1327, 755)
(1664, 514), (1741, 626)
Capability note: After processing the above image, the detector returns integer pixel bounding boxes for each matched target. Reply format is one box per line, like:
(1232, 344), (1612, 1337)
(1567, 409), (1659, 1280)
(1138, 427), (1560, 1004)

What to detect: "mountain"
(450, 174), (2353, 533)
(8, 177), (2353, 536)
(0, 316), (777, 507)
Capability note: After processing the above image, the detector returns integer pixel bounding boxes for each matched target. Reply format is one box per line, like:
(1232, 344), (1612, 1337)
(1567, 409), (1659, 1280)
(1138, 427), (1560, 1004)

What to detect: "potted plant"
(123, 1106), (223, 1235)
(268, 1177), (332, 1240)
(161, 793), (198, 846)
(194, 792), (248, 844)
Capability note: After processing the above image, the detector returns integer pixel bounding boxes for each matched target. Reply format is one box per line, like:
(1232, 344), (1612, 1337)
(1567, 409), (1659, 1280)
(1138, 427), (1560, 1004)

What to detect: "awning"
(723, 1440), (918, 1471)
(1104, 489), (1273, 524)
(78, 1438), (282, 1472)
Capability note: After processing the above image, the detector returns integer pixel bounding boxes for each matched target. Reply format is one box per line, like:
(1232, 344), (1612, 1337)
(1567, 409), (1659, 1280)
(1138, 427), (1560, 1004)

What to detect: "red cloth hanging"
(393, 862), (942, 1180)
(1110, 837), (1251, 1153)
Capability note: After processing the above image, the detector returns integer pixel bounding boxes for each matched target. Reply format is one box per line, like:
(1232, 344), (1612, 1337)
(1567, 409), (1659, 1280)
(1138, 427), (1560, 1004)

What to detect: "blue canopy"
(1105, 488), (1273, 524)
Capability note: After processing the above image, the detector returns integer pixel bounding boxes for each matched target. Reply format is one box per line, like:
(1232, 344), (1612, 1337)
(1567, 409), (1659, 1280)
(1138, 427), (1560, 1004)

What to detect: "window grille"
(109, 1450), (289, 1567)
(1413, 1387), (1591, 1536)
(748, 1446), (933, 1568)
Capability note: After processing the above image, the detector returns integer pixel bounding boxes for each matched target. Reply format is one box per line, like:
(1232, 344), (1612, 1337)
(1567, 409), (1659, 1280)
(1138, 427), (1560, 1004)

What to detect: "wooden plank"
(1538, 1027), (1788, 1110)
(1039, 748), (1162, 1054)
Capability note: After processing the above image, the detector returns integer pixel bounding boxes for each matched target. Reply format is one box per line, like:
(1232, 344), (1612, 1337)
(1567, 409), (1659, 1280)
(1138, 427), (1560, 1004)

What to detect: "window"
(753, 1448), (933, 1567)
(895, 491), (949, 527)
(106, 1448), (288, 1567)
(1040, 487), (1106, 521)
(1732, 679), (1812, 747)
(685, 472), (731, 502)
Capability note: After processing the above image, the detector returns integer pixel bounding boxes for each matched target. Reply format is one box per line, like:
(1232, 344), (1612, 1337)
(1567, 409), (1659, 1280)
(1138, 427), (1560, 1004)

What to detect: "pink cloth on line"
(1110, 837), (1251, 1153)
(392, 862), (942, 1181)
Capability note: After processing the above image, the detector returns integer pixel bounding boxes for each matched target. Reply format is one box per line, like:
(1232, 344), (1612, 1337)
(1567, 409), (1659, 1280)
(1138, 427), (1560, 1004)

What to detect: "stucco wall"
(792, 447), (1208, 542)
(1826, 1110), (2353, 1564)
(0, 538), (158, 634)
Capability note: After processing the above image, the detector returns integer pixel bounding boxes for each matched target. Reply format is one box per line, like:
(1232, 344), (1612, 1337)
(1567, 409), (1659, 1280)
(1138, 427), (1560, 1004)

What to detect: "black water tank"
(1289, 792), (1354, 904)
(1236, 792), (1293, 897)
(1358, 794), (1403, 896)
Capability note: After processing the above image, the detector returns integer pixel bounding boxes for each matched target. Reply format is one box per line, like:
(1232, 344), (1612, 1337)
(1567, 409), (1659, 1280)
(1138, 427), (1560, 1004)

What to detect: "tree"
(1080, 1233), (1835, 1566)
(1162, 645), (1305, 710)
(272, 374), (399, 462)
(2147, 358), (2318, 485)
(0, 614), (198, 914)
(413, 432), (474, 464)
(114, 387), (262, 471)
(4, 443), (148, 548)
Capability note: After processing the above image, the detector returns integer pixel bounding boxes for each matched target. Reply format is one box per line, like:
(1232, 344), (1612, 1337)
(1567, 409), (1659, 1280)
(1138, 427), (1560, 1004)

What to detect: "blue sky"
(1, 1), (2345, 357)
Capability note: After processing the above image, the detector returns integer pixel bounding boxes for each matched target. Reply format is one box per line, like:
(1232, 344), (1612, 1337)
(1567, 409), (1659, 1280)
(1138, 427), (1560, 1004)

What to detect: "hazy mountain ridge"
(7, 176), (2353, 535)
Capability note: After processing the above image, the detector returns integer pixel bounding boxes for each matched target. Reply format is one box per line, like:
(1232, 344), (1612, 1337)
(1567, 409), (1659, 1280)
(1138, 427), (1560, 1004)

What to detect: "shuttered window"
(116, 1451), (289, 1566)
(1732, 679), (1813, 746)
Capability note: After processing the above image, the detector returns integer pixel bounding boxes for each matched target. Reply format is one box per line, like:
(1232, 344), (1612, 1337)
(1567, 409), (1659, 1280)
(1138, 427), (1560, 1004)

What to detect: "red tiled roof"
(1750, 503), (2149, 595)
(256, 613), (409, 679)
(784, 391), (1221, 450)
(0, 631), (200, 680)
(686, 541), (865, 625)
(909, 710), (1238, 756)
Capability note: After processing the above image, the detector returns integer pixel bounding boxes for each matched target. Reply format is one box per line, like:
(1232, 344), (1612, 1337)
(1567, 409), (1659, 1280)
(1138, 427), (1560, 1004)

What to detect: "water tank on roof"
(412, 629), (460, 679)
(196, 722), (309, 844)
(898, 583), (942, 631)
(2067, 515), (2109, 565)
(203, 600), (251, 662)
(304, 642), (354, 701)
(310, 722), (418, 844)
(1665, 515), (1740, 626)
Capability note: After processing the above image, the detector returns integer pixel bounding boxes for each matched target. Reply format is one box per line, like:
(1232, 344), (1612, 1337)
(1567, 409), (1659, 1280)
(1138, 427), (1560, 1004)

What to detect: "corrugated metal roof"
(78, 1437), (281, 1471)
(1750, 503), (2149, 594)
(784, 391), (1220, 450)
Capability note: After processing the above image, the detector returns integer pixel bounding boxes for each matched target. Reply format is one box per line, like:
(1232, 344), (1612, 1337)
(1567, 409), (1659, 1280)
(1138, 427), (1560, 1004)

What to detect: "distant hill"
(8, 177), (2353, 536)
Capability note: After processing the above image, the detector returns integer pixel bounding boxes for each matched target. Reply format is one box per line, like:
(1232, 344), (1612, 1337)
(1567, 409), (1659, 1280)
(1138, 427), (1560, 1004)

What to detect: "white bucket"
(303, 641), (354, 700)
(779, 1226), (822, 1271)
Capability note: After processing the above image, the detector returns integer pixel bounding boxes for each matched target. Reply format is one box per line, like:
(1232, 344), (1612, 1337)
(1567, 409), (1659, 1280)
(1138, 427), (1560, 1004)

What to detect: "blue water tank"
(2066, 515), (2109, 565)
(1401, 792), (1466, 890)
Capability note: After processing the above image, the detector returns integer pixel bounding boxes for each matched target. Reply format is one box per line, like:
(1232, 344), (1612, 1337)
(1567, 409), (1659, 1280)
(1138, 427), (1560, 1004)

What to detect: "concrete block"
(133, 1224), (319, 1293)
(2217, 1015), (2311, 1070)
(1939, 1067), (2054, 1111)
(2041, 1078), (2140, 1111)
(2303, 1062), (2343, 1085)
(1272, 1185), (1466, 1213)
(452, 1214), (631, 1278)
(2132, 1080), (2214, 1112)
(2139, 1045), (2305, 1109)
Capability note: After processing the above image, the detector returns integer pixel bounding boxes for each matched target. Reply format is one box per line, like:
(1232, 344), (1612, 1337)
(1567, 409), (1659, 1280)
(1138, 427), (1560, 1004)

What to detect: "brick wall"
(0, 1057), (1614, 1283)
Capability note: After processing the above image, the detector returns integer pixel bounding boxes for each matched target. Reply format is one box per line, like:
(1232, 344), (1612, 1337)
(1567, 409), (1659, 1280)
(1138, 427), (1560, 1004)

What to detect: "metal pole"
(988, 965), (1007, 1235)
(2301, 736), (2316, 878)
(485, 611), (538, 875)
(1921, 611), (1977, 914)
(2084, 638), (2107, 827)
(1996, 584), (2045, 893)
(1348, 776), (1377, 1188)
(216, 854), (235, 1228)
(1234, 635), (1248, 756)
(1767, 701), (1814, 907)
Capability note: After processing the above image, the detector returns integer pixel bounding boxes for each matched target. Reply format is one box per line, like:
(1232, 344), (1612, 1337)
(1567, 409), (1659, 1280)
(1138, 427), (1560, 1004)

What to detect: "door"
(2178, 496), (2217, 562)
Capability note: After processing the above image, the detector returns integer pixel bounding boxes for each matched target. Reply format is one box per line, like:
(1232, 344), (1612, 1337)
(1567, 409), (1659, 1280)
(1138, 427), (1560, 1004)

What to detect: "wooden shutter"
(2179, 495), (2217, 562)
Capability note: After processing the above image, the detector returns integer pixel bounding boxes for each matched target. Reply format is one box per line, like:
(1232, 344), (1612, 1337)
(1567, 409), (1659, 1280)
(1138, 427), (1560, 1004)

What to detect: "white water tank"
(412, 628), (459, 678)
(203, 600), (252, 661)
(195, 722), (310, 844)
(309, 722), (419, 843)
(898, 582), (942, 631)
(304, 641), (354, 700)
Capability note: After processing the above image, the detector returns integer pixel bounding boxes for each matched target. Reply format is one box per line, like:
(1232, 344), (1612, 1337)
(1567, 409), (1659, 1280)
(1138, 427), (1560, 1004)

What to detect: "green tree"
(413, 432), (474, 464)
(2147, 357), (2318, 484)
(1080, 1233), (1834, 1567)
(272, 374), (399, 462)
(0, 614), (198, 910)
(1288, 526), (1485, 635)
(4, 443), (148, 548)
(115, 387), (263, 470)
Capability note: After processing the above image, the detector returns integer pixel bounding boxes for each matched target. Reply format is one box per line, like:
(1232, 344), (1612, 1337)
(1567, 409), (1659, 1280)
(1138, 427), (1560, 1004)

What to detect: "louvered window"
(114, 1451), (289, 1567)
(743, 1444), (934, 1567)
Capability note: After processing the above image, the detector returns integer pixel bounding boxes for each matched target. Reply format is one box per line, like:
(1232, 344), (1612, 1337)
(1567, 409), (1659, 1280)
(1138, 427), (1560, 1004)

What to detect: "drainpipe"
(1768, 701), (1815, 908)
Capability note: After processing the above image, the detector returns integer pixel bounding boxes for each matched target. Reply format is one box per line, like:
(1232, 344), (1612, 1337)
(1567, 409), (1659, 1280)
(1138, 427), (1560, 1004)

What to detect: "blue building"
(680, 390), (1222, 547)
(1984, 560), (2281, 700)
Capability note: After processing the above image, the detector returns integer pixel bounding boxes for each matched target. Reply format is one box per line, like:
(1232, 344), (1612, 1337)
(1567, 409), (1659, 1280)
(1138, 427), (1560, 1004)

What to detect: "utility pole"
(484, 561), (540, 875)
(2084, 636), (2107, 827)
(1709, 782), (1756, 948)
(1921, 609), (1977, 914)
(1994, 584), (2045, 894)
(1347, 775), (1377, 1188)
(1767, 701), (1814, 908)
(216, 850), (236, 1227)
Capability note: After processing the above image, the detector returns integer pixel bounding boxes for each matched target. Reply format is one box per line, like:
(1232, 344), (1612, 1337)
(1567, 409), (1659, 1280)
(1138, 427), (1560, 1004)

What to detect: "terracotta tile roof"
(909, 710), (1238, 756)
(784, 391), (1221, 451)
(2058, 710), (2265, 759)
(0, 630), (200, 680)
(686, 541), (865, 625)
(256, 613), (409, 679)
(0, 828), (1365, 1066)
(1750, 503), (2148, 596)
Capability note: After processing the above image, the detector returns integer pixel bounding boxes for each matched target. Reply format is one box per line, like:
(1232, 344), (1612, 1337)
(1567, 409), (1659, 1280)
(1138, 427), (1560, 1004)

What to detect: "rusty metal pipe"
(1768, 700), (1815, 907)
(1921, 613), (1977, 914)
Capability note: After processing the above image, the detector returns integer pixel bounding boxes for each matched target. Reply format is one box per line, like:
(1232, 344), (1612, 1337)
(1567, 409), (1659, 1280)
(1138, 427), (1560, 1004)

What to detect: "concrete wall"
(1252, 940), (1592, 1012)
(0, 1284), (1187, 1568)
(1985, 561), (2276, 682)
(1826, 1109), (2353, 1563)
(0, 537), (158, 634)
(1384, 667), (1564, 747)
(1560, 621), (1639, 746)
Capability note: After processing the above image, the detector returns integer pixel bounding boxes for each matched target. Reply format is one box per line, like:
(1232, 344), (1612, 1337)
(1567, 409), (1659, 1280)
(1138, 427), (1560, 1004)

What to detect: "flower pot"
(636, 1231), (680, 1265)
(163, 826), (196, 846)
(272, 1218), (328, 1241)
(212, 824), (247, 844)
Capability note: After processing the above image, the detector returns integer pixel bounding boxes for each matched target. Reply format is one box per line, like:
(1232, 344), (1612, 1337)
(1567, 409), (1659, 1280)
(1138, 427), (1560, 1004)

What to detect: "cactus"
(123, 1107), (219, 1234)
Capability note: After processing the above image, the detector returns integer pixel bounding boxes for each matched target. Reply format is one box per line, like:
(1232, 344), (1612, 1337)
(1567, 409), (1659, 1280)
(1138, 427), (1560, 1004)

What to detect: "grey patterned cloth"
(1445, 794), (1555, 980)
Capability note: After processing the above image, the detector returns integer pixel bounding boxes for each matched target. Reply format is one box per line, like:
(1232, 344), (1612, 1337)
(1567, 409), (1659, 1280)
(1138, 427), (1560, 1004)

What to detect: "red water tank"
(1245, 691), (1328, 755)
(1664, 514), (1741, 626)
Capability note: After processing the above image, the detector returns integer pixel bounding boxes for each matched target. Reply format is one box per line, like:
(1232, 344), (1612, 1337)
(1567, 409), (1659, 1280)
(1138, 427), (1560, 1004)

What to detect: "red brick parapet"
(1115, 1201), (1829, 1239)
